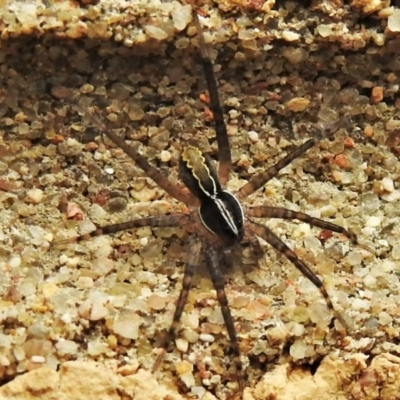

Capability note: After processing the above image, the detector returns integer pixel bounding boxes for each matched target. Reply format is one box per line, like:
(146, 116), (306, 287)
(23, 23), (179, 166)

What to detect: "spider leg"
(237, 117), (351, 200)
(153, 239), (202, 372)
(246, 233), (264, 262)
(55, 214), (188, 245)
(192, 6), (232, 185)
(246, 206), (358, 244)
(73, 104), (195, 206)
(205, 248), (244, 393)
(247, 220), (349, 331)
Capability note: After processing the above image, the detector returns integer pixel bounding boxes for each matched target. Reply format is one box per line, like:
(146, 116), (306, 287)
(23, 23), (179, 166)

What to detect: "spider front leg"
(55, 214), (189, 245)
(192, 7), (232, 185)
(153, 239), (202, 372)
(247, 220), (349, 330)
(72, 104), (195, 206)
(236, 117), (351, 200)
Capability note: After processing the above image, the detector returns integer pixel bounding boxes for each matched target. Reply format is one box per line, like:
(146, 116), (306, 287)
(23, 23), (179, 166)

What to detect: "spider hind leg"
(153, 239), (202, 373)
(247, 221), (349, 331)
(205, 248), (245, 393)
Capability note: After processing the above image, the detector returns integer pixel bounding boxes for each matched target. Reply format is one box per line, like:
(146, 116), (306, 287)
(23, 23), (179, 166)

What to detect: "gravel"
(1, 0), (400, 399)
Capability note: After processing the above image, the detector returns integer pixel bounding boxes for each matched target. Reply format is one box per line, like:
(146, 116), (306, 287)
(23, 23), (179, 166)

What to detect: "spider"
(65, 5), (364, 396)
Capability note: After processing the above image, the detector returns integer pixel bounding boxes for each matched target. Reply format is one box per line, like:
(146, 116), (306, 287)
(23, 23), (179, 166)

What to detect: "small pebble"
(381, 177), (394, 192)
(180, 372), (196, 388)
(31, 355), (45, 363)
(87, 341), (108, 356)
(317, 24), (333, 37)
(107, 335), (118, 348)
(80, 83), (94, 94)
(381, 259), (396, 272)
(303, 236), (321, 253)
(65, 256), (80, 268)
(290, 340), (307, 359)
(147, 294), (167, 310)
(176, 360), (193, 375)
(282, 30), (300, 41)
(292, 223), (311, 238)
(248, 130), (259, 142)
(346, 251), (363, 266)
(76, 276), (94, 289)
(60, 313), (72, 324)
(331, 170), (343, 182)
(113, 313), (141, 340)
(378, 311), (392, 326)
(92, 258), (114, 277)
(171, 4), (191, 31)
(66, 203), (83, 219)
(27, 188), (44, 204)
(41, 283), (59, 298)
(160, 150), (171, 162)
(365, 216), (381, 228)
(286, 97), (310, 112)
(266, 325), (288, 346)
(145, 25), (168, 40)
(9, 256), (21, 268)
(245, 300), (269, 320)
(191, 387), (206, 398)
(335, 154), (350, 169)
(371, 86), (383, 103)
(130, 187), (157, 202)
(139, 237), (148, 246)
(175, 338), (189, 353)
(361, 227), (375, 237)
(56, 339), (78, 356)
(199, 333), (215, 343)
(352, 298), (371, 311)
(381, 190), (400, 202)
(392, 246), (400, 261)
(290, 322), (305, 337)
(58, 138), (83, 156)
(89, 301), (109, 321)
(386, 119), (400, 131)
(94, 151), (103, 161)
(13, 347), (25, 362)
(182, 313), (199, 330)
(364, 125), (374, 137)
(388, 9), (400, 32)
(341, 172), (353, 184)
(182, 329), (199, 343)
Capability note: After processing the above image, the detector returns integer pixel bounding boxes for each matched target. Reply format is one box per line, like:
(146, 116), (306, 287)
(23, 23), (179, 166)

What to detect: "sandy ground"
(0, 0), (400, 399)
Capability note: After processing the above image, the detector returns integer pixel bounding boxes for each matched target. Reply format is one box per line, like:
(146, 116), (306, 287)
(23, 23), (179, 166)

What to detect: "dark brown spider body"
(180, 146), (244, 246)
(63, 4), (368, 398)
